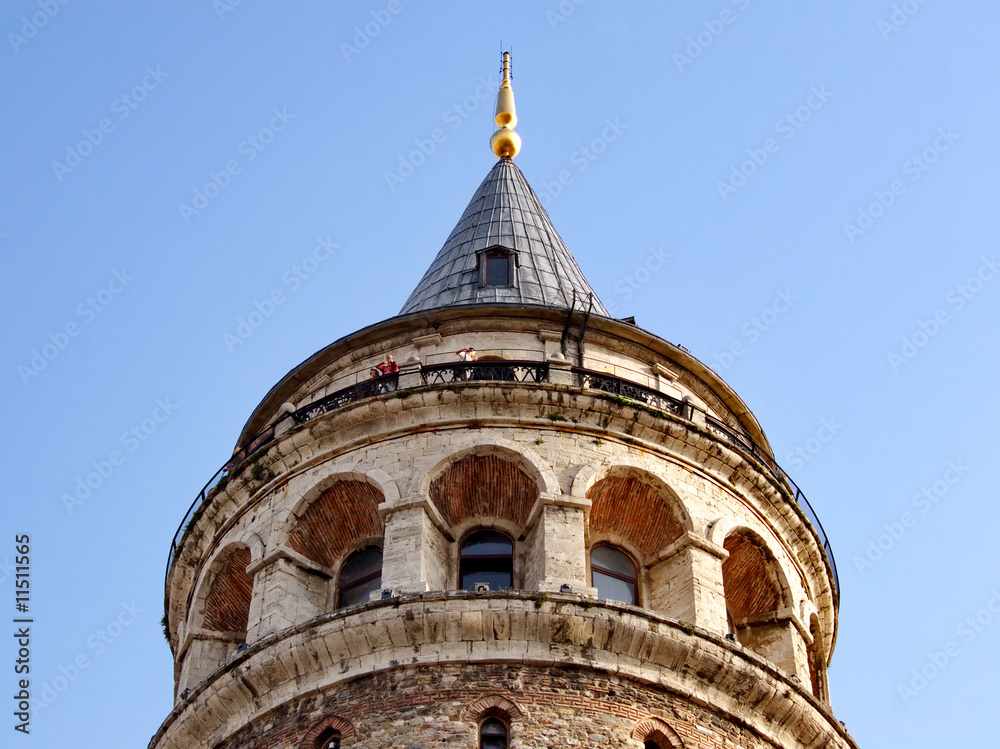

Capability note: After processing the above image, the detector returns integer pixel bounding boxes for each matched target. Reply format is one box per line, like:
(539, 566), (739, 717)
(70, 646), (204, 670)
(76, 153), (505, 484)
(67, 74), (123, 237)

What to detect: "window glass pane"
(481, 719), (506, 735)
(317, 729), (341, 749)
(485, 253), (509, 286)
(461, 531), (512, 557)
(480, 718), (507, 749)
(592, 569), (636, 605)
(339, 549), (383, 607)
(462, 567), (512, 591)
(339, 573), (382, 607)
(461, 530), (513, 591)
(591, 546), (635, 577)
(341, 550), (382, 586)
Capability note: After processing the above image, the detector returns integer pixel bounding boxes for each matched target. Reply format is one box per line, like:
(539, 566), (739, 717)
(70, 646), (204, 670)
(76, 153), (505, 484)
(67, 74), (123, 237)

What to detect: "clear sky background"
(1, 2), (997, 747)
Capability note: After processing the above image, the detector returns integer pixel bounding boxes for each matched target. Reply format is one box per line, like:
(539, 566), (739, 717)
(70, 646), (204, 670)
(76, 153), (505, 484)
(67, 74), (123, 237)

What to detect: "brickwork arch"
(426, 450), (540, 532)
(278, 469), (395, 541)
(721, 527), (791, 619)
(191, 543), (253, 635)
(415, 438), (559, 498)
(710, 516), (800, 611)
(284, 476), (385, 569)
(571, 459), (693, 524)
(462, 694), (527, 721)
(721, 526), (812, 676)
(631, 717), (685, 748)
(585, 466), (690, 559)
(299, 714), (355, 747)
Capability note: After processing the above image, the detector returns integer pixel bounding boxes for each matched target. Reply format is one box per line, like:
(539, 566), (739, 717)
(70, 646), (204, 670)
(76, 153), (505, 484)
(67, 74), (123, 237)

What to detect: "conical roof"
(399, 158), (608, 316)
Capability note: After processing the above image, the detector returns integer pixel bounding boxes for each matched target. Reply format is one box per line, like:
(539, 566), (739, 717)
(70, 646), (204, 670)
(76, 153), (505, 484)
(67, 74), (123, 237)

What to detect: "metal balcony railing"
(573, 367), (692, 420)
(420, 360), (548, 385)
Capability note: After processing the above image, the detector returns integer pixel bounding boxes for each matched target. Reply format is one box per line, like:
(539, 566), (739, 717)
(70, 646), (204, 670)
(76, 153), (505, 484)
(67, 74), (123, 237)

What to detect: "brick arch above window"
(288, 480), (384, 569)
(462, 694), (528, 722)
(414, 438), (560, 499)
(722, 530), (787, 619)
(299, 715), (355, 748)
(429, 454), (539, 529)
(200, 545), (252, 634)
(631, 717), (684, 748)
(587, 473), (686, 558)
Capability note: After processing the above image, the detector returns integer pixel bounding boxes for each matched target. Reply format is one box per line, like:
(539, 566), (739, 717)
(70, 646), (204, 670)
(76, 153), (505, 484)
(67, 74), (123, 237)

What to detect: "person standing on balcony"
(376, 354), (398, 392)
(377, 354), (398, 374)
(455, 347), (477, 382)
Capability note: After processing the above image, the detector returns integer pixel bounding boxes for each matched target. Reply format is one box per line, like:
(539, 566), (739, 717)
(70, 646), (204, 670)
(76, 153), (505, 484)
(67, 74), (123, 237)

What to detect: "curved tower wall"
(154, 307), (850, 749)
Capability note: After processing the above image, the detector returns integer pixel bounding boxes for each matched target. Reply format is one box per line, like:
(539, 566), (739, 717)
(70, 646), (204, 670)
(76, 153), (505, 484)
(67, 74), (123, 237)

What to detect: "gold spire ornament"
(490, 51), (521, 159)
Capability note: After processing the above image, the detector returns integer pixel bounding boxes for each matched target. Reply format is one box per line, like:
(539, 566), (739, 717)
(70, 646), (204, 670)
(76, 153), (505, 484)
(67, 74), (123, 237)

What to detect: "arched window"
(315, 728), (341, 749)
(460, 530), (513, 592)
(631, 720), (681, 749)
(590, 545), (638, 605)
(337, 548), (383, 608)
(479, 717), (508, 749)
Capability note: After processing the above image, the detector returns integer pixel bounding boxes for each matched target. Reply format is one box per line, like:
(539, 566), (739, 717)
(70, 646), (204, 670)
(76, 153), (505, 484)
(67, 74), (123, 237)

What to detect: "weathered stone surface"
(153, 595), (854, 749)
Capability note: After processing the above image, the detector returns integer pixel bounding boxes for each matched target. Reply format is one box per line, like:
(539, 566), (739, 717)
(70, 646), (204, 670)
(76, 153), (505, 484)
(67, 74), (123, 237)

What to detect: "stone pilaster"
(380, 498), (451, 594)
(175, 628), (241, 698)
(246, 548), (330, 642)
(736, 610), (811, 681)
(546, 355), (574, 386)
(521, 493), (597, 595)
(648, 532), (728, 632)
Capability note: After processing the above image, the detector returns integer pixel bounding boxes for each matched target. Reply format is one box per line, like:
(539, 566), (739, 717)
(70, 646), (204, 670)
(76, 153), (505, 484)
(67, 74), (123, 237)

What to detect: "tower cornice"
(150, 594), (858, 749)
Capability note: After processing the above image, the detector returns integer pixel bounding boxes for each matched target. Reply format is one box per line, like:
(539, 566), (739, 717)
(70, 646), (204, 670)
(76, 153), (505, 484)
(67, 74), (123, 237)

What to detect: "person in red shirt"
(377, 354), (398, 374)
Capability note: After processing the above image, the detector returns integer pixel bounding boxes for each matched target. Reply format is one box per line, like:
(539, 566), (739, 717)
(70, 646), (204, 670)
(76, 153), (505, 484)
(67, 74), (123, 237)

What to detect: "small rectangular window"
(484, 250), (510, 286)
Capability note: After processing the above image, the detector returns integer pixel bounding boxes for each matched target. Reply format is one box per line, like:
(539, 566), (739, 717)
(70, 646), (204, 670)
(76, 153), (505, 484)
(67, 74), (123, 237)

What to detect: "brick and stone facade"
(153, 305), (854, 749)
(153, 152), (856, 748)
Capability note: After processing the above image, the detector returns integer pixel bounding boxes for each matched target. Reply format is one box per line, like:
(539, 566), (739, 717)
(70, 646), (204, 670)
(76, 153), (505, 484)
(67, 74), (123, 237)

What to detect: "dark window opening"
(590, 545), (638, 605)
(643, 729), (674, 749)
(480, 717), (508, 749)
(337, 548), (383, 608)
(460, 530), (513, 591)
(484, 250), (511, 287)
(316, 728), (341, 749)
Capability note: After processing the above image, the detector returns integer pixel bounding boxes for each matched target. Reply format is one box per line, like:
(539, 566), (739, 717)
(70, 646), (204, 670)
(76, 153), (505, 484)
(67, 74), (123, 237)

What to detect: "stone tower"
(152, 55), (857, 749)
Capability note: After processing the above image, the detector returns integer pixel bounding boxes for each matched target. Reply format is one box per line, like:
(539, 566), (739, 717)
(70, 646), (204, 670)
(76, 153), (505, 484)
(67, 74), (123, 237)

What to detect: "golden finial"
(490, 51), (521, 159)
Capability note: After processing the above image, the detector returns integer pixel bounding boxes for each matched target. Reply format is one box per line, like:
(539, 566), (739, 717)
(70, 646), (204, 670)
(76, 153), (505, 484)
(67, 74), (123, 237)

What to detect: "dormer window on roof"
(398, 159), (609, 315)
(482, 247), (515, 287)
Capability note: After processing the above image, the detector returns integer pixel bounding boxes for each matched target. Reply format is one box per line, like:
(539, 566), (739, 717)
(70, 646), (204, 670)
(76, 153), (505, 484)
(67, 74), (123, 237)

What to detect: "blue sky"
(2, 2), (998, 746)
